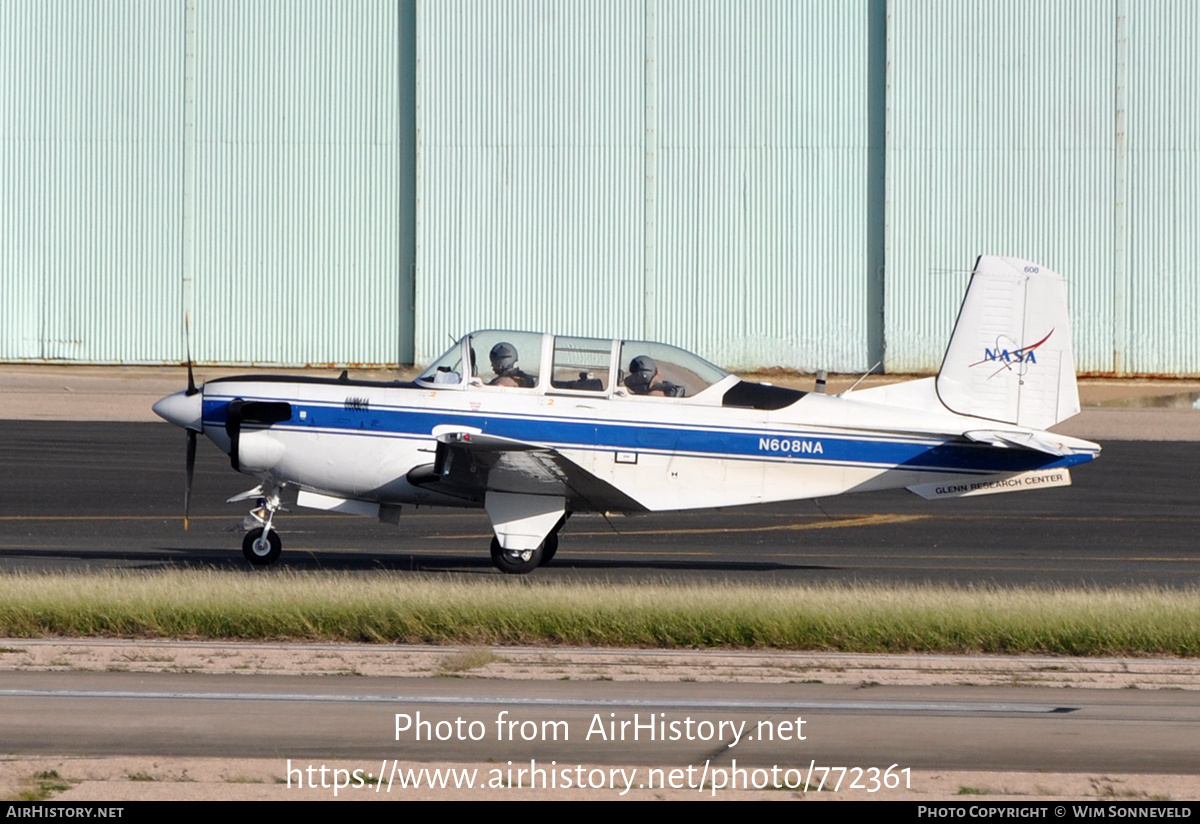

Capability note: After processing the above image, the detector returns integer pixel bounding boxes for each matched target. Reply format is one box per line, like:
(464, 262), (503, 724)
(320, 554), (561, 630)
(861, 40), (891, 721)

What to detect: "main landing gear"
(237, 484), (285, 566)
(489, 515), (565, 574)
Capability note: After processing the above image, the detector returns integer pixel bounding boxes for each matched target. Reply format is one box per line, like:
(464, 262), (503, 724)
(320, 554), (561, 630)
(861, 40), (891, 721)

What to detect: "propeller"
(183, 317), (198, 530)
(185, 423), (196, 530)
(151, 315), (205, 530)
(155, 316), (291, 517)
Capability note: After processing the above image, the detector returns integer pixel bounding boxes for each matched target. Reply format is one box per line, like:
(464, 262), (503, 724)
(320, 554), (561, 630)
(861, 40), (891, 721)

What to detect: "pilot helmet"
(628, 355), (657, 391)
(490, 342), (518, 373)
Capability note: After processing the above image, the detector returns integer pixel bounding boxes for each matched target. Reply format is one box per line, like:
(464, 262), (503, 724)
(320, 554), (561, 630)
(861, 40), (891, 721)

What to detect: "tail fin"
(936, 256), (1080, 430)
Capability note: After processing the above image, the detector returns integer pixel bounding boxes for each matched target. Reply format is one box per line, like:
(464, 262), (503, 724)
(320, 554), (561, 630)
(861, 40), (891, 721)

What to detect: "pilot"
(488, 342), (535, 387)
(625, 355), (684, 397)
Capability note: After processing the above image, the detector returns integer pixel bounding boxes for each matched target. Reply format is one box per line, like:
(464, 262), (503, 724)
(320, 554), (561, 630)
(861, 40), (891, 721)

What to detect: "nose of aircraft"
(153, 389), (203, 432)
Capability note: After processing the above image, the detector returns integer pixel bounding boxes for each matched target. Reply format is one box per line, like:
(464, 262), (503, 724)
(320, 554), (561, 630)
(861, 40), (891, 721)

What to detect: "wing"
(409, 426), (645, 513)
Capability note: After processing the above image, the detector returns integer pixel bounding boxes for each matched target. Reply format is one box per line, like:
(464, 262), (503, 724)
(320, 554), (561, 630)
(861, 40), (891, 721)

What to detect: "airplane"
(153, 255), (1100, 573)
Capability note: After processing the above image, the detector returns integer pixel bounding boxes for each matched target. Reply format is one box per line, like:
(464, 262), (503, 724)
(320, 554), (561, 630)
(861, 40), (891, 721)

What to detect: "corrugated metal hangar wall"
(885, 0), (1200, 376)
(0, 0), (414, 366)
(2, 1), (1197, 375)
(415, 0), (885, 371)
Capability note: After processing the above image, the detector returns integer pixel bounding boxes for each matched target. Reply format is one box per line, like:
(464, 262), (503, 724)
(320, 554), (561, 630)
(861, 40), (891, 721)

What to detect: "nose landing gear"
(234, 484), (286, 566)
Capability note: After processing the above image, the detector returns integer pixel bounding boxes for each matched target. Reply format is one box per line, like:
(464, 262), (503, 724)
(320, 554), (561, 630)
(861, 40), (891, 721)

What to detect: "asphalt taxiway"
(0, 422), (1196, 586)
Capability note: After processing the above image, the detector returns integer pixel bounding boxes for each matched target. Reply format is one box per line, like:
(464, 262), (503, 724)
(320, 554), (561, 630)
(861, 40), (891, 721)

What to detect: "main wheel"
(490, 537), (543, 574)
(242, 527), (282, 566)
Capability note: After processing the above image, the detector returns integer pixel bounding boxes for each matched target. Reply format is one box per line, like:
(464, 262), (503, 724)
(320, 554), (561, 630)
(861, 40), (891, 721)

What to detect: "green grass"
(5, 770), (78, 801)
(0, 570), (1196, 656)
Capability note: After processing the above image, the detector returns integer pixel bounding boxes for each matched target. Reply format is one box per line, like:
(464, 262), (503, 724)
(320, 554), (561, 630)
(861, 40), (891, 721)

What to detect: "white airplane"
(153, 255), (1100, 573)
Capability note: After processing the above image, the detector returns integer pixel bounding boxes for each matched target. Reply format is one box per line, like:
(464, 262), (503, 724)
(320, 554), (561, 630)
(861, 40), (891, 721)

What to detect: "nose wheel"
(243, 528), (282, 565)
(238, 485), (285, 566)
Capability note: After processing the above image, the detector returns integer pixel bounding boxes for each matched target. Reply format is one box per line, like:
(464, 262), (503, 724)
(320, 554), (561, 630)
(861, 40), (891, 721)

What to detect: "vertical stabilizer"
(936, 256), (1080, 430)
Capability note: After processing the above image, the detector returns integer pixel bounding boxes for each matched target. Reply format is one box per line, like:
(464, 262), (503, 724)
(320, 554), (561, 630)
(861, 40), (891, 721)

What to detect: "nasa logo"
(973, 330), (1054, 377)
(983, 346), (1038, 364)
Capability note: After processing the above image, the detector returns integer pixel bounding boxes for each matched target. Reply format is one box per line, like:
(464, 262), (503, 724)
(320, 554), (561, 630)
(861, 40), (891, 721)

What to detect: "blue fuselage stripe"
(202, 399), (1093, 474)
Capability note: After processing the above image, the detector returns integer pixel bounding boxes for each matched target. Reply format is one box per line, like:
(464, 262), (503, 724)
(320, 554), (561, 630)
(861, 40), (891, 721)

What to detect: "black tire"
(539, 531), (558, 566)
(490, 536), (543, 574)
(242, 527), (282, 566)
(539, 513), (569, 567)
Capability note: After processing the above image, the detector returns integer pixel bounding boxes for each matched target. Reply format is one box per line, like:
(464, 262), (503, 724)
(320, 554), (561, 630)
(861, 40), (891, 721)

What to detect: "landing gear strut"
(240, 485), (284, 566)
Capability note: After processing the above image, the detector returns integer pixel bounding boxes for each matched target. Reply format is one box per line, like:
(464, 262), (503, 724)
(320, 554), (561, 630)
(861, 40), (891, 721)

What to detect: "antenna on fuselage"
(839, 362), (883, 396)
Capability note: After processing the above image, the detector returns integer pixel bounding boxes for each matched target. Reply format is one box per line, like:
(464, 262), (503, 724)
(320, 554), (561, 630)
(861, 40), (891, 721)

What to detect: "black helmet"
(628, 355), (657, 391)
(630, 355), (656, 379)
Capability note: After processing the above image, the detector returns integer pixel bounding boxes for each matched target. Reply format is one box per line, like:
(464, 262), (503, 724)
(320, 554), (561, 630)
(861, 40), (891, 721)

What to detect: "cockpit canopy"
(416, 330), (733, 400)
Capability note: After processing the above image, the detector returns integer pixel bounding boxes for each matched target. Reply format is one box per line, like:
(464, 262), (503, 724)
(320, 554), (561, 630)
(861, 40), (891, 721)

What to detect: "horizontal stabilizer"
(908, 468), (1072, 500)
(962, 429), (1101, 458)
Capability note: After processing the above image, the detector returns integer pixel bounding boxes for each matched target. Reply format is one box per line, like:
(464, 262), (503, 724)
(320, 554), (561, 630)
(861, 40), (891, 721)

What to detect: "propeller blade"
(178, 313), (199, 529)
(184, 313), (198, 396)
(185, 429), (196, 530)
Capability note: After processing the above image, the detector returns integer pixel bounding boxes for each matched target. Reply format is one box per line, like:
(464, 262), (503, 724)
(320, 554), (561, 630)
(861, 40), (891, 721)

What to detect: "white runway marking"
(0, 688), (1072, 713)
